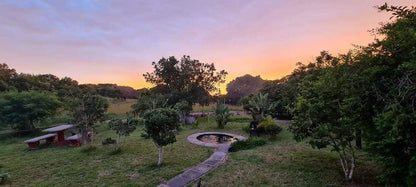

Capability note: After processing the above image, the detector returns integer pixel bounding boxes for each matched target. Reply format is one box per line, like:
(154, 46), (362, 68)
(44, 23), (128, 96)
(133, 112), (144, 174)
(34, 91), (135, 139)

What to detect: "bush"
(229, 137), (267, 152)
(257, 116), (282, 137)
(102, 137), (116, 145)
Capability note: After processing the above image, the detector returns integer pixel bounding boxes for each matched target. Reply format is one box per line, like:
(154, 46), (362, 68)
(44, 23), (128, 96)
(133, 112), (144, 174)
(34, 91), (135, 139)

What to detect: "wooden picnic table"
(24, 133), (56, 149)
(42, 124), (74, 146)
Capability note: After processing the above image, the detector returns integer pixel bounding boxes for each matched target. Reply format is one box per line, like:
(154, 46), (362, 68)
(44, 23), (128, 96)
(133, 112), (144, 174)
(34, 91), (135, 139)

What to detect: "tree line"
(254, 4), (415, 185)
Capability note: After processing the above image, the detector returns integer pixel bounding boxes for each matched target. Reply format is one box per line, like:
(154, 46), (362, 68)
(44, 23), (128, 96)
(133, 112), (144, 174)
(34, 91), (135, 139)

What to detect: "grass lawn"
(0, 116), (380, 186)
(107, 99), (137, 115)
(192, 103), (243, 112)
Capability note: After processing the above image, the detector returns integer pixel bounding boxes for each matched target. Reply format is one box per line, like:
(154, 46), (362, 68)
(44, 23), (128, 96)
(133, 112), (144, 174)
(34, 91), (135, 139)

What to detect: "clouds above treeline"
(0, 0), (411, 89)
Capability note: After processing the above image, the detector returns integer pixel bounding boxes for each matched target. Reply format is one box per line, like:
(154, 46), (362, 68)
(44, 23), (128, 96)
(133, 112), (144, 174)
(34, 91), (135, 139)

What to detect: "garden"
(0, 3), (415, 186)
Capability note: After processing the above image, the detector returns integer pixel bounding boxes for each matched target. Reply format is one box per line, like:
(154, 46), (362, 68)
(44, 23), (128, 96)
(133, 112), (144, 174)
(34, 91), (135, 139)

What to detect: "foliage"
(229, 137), (267, 152)
(102, 137), (116, 146)
(72, 94), (109, 144)
(214, 103), (231, 129)
(225, 74), (265, 104)
(0, 63), (18, 91)
(257, 116), (282, 137)
(284, 4), (416, 184)
(242, 92), (276, 120)
(109, 117), (137, 150)
(143, 108), (180, 165)
(131, 92), (167, 117)
(0, 173), (11, 185)
(0, 91), (61, 130)
(174, 100), (192, 122)
(143, 55), (227, 106)
(290, 62), (360, 181)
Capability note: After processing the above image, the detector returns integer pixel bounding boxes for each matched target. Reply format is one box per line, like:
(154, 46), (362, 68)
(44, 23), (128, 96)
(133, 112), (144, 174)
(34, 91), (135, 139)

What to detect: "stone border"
(158, 132), (247, 187)
(187, 132), (247, 148)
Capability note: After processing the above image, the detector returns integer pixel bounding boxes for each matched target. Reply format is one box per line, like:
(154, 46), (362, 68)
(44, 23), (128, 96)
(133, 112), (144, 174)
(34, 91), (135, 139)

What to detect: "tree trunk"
(348, 156), (355, 180)
(338, 153), (355, 181)
(81, 126), (88, 145)
(158, 146), (163, 166)
(116, 135), (120, 150)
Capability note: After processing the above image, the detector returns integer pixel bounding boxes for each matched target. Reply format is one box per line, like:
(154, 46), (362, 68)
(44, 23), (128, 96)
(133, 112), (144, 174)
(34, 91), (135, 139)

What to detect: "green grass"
(107, 99), (137, 115)
(192, 103), (243, 112)
(0, 117), (380, 186)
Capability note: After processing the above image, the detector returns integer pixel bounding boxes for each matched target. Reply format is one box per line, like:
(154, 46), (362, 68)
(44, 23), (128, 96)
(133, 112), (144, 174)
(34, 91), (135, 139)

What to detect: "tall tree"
(0, 63), (18, 91)
(72, 94), (109, 144)
(358, 4), (416, 185)
(0, 91), (61, 130)
(143, 55), (227, 106)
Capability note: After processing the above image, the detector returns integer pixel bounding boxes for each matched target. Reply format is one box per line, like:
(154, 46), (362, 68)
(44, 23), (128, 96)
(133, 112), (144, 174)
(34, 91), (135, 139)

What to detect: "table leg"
(57, 131), (65, 145)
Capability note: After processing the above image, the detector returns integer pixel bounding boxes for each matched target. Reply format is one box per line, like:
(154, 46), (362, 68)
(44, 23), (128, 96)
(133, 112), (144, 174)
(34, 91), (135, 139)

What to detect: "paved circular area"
(187, 132), (247, 148)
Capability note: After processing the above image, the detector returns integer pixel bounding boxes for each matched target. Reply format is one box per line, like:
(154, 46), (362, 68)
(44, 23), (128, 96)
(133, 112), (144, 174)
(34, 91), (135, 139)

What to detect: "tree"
(131, 92), (167, 117)
(0, 91), (61, 130)
(0, 63), (18, 91)
(357, 4), (416, 185)
(174, 100), (192, 123)
(72, 94), (109, 145)
(214, 103), (231, 129)
(143, 108), (180, 166)
(109, 117), (137, 150)
(226, 74), (265, 104)
(143, 55), (227, 106)
(290, 63), (360, 181)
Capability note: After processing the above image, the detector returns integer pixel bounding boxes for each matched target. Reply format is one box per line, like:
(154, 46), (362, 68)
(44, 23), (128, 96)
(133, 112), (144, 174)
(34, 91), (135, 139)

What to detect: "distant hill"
(118, 86), (138, 99)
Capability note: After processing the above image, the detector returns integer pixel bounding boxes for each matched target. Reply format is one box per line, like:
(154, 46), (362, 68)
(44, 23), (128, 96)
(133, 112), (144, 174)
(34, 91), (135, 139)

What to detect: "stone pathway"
(158, 132), (246, 187)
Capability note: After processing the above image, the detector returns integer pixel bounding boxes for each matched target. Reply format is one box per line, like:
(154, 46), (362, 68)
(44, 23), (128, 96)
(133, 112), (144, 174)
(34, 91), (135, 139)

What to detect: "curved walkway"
(158, 132), (246, 187)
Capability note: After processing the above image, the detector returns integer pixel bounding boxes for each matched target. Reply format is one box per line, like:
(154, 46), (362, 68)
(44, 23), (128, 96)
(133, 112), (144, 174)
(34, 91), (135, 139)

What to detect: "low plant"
(108, 117), (137, 150)
(102, 137), (116, 146)
(0, 173), (11, 185)
(257, 116), (282, 137)
(229, 137), (267, 152)
(215, 103), (231, 129)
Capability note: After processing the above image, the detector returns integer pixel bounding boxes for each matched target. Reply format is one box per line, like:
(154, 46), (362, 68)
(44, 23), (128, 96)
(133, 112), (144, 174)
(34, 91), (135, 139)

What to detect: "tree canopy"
(143, 108), (180, 165)
(261, 4), (416, 184)
(0, 91), (61, 130)
(143, 55), (227, 106)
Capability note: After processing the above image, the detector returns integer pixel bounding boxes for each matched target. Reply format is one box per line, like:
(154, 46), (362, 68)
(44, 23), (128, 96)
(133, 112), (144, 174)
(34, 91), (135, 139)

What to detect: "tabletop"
(42, 124), (75, 132)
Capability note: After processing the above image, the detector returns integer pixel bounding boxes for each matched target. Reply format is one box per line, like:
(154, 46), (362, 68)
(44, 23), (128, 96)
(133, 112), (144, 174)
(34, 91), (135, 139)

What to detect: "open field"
(107, 99), (137, 114)
(0, 116), (380, 186)
(106, 99), (244, 115)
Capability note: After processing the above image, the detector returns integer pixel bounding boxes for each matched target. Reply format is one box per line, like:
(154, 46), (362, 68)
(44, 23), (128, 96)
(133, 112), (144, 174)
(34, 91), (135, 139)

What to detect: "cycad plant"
(247, 93), (276, 120)
(215, 103), (231, 129)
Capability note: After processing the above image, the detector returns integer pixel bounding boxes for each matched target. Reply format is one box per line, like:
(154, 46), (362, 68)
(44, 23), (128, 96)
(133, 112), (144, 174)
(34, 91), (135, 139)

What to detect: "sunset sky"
(0, 0), (413, 92)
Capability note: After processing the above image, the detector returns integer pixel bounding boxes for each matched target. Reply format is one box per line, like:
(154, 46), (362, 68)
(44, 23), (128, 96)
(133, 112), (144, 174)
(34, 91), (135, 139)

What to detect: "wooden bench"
(65, 132), (91, 146)
(24, 134), (56, 149)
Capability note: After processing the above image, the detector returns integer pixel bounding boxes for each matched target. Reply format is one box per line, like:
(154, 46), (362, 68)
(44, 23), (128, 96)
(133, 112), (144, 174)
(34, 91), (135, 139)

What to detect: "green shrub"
(229, 137), (267, 152)
(215, 103), (231, 129)
(257, 116), (282, 137)
(102, 137), (116, 145)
